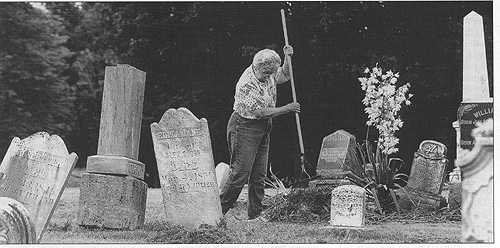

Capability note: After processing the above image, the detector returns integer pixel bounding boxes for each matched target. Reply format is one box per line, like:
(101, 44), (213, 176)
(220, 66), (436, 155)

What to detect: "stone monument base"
(309, 177), (352, 190)
(86, 155), (145, 180)
(78, 173), (147, 230)
(396, 187), (446, 210)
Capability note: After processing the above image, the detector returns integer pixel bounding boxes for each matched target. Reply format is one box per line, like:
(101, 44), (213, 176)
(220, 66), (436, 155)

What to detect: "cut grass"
(41, 188), (461, 244)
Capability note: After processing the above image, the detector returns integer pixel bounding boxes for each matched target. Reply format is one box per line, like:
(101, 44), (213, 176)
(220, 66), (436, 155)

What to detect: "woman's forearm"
(253, 106), (290, 119)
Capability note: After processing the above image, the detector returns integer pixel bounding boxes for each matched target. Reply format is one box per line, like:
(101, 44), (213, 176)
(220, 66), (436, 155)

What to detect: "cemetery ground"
(41, 170), (460, 244)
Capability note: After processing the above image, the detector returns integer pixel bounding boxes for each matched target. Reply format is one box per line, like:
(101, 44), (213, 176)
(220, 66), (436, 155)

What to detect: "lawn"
(40, 184), (461, 244)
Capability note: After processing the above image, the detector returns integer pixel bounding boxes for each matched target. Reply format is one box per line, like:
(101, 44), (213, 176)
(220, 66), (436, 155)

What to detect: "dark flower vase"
(377, 187), (397, 213)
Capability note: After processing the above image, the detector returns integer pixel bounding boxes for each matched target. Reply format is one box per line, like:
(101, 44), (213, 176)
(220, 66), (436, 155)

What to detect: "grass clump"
(147, 224), (232, 244)
(262, 187), (332, 223)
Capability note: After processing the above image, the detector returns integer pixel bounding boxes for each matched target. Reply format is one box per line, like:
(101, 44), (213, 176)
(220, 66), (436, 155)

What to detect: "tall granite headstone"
(329, 185), (366, 228)
(316, 130), (356, 178)
(458, 11), (493, 151)
(151, 108), (223, 228)
(0, 132), (78, 242)
(78, 64), (148, 230)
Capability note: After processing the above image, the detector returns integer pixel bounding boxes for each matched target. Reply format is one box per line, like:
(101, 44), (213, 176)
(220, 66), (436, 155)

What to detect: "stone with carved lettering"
(0, 132), (78, 242)
(316, 130), (356, 178)
(77, 174), (147, 229)
(407, 140), (448, 195)
(329, 185), (366, 228)
(151, 108), (223, 228)
(0, 197), (36, 244)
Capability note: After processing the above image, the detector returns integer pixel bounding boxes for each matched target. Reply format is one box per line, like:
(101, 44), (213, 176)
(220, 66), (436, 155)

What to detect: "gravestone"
(316, 130), (356, 178)
(407, 140), (448, 195)
(78, 64), (147, 230)
(329, 185), (366, 228)
(215, 162), (230, 193)
(151, 108), (223, 228)
(0, 132), (78, 242)
(457, 11), (493, 151)
(404, 140), (448, 209)
(456, 119), (493, 242)
(0, 197), (36, 244)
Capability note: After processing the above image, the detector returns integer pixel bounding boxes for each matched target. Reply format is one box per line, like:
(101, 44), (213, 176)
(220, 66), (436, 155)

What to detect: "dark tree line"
(0, 2), (493, 187)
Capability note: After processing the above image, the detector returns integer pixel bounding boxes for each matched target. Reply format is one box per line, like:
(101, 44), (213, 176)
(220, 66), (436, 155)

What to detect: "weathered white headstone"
(0, 197), (36, 244)
(215, 162), (230, 193)
(0, 132), (78, 242)
(456, 118), (493, 242)
(151, 108), (223, 228)
(78, 64), (147, 230)
(316, 130), (356, 178)
(329, 185), (366, 228)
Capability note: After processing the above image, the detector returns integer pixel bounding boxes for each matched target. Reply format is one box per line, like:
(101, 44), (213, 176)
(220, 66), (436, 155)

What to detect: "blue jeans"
(220, 112), (271, 219)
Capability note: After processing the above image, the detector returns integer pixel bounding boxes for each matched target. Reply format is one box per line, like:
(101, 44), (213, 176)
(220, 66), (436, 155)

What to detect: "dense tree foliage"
(0, 2), (74, 150)
(0, 2), (493, 187)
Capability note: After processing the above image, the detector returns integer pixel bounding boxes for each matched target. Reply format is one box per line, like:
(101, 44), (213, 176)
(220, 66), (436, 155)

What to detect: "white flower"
(358, 66), (412, 155)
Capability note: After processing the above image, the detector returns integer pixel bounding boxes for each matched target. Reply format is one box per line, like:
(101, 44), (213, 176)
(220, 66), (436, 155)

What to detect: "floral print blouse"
(233, 65), (288, 119)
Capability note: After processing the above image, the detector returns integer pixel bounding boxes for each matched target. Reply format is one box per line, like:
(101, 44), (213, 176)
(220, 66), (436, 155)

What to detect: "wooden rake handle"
(281, 9), (305, 157)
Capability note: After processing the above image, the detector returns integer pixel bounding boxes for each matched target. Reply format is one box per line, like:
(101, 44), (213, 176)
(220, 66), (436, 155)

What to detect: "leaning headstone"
(0, 132), (78, 242)
(0, 197), (37, 244)
(78, 64), (147, 230)
(404, 140), (448, 209)
(316, 130), (356, 178)
(215, 162), (230, 193)
(328, 185), (366, 228)
(151, 108), (223, 228)
(456, 119), (493, 242)
(457, 11), (492, 151)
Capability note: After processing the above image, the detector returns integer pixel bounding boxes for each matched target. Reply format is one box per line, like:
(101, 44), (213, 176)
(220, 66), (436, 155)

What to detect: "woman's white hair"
(252, 49), (281, 74)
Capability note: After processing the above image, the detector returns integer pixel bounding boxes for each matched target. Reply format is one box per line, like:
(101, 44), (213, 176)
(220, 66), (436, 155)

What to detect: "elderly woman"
(220, 45), (299, 221)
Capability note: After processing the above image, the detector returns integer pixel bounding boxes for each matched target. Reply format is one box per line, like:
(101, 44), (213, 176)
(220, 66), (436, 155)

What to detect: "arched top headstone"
(0, 132), (78, 242)
(153, 107), (208, 130)
(150, 108), (222, 228)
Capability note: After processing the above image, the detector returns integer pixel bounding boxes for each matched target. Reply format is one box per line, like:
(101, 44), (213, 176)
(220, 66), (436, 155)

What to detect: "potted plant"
(346, 65), (414, 213)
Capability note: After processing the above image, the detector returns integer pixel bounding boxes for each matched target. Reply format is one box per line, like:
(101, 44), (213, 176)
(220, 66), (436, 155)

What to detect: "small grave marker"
(329, 185), (366, 228)
(215, 162), (230, 193)
(316, 130), (356, 178)
(0, 132), (77, 242)
(151, 108), (222, 228)
(407, 140), (448, 195)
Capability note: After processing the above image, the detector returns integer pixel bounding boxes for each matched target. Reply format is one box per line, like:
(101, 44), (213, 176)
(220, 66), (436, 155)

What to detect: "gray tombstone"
(0, 132), (78, 242)
(316, 130), (356, 178)
(78, 64), (148, 230)
(329, 185), (366, 228)
(0, 197), (36, 244)
(457, 11), (493, 151)
(151, 108), (223, 228)
(404, 140), (448, 209)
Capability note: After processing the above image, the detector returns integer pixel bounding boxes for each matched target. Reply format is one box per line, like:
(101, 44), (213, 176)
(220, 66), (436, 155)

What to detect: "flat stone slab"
(78, 173), (147, 230)
(86, 155), (145, 180)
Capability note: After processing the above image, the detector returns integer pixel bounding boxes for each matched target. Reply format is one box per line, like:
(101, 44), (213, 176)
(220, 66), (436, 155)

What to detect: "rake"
(281, 9), (319, 187)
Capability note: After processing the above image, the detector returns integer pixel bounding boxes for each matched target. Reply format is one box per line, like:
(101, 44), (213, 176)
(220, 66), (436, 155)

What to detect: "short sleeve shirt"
(233, 66), (287, 119)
